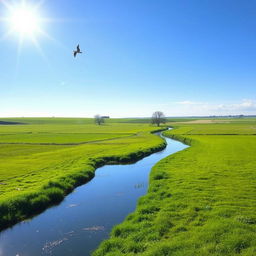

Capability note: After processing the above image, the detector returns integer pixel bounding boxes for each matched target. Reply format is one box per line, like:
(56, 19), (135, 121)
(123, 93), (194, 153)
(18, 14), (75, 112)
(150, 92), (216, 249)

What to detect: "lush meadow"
(0, 118), (166, 230)
(94, 119), (256, 256)
(1, 117), (256, 255)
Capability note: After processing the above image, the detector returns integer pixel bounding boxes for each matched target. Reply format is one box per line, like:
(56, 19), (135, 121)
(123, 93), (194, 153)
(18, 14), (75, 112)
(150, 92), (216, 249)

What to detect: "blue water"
(0, 133), (188, 256)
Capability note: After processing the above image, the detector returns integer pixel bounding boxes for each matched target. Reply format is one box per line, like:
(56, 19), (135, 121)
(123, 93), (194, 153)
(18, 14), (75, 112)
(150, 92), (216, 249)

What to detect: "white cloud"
(216, 99), (256, 111)
(171, 99), (256, 116)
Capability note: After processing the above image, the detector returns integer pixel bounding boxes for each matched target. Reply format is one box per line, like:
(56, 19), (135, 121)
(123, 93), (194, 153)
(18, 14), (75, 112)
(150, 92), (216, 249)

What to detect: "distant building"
(101, 116), (110, 119)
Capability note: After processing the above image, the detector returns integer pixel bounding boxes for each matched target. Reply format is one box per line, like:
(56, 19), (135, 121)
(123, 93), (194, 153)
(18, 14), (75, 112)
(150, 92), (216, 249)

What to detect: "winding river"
(0, 132), (188, 256)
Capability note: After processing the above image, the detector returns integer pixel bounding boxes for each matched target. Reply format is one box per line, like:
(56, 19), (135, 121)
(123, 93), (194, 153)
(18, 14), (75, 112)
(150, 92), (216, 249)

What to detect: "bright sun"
(1, 0), (48, 42)
(1, 0), (60, 61)
(9, 6), (40, 36)
(0, 0), (56, 59)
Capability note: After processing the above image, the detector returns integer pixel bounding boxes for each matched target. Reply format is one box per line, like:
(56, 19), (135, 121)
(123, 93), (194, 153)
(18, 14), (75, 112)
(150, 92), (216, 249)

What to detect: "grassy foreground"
(93, 120), (256, 256)
(0, 118), (167, 230)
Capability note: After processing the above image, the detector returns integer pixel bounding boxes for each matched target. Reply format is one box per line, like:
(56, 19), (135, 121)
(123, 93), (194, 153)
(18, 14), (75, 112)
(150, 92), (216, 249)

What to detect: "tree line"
(94, 111), (166, 126)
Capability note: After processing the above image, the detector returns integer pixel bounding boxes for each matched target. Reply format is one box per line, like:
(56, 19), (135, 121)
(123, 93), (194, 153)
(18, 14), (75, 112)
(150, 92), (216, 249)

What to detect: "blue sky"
(1, 0), (256, 117)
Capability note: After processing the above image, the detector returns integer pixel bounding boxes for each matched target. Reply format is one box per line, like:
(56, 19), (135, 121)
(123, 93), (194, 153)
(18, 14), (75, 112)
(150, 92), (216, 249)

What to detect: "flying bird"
(73, 44), (82, 57)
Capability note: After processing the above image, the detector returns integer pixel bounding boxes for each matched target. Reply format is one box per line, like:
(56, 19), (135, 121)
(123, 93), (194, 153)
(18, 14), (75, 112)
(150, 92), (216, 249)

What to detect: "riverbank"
(0, 121), (167, 231)
(0, 133), (166, 231)
(94, 122), (256, 255)
(0, 130), (189, 256)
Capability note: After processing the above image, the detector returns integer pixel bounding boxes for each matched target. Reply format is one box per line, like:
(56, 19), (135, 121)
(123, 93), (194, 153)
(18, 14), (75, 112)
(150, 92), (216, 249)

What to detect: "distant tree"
(151, 111), (166, 126)
(94, 114), (105, 125)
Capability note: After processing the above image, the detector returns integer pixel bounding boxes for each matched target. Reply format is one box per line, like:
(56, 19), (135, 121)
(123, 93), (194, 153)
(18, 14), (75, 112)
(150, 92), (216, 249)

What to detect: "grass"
(2, 117), (256, 255)
(0, 132), (133, 144)
(0, 118), (167, 230)
(93, 119), (256, 256)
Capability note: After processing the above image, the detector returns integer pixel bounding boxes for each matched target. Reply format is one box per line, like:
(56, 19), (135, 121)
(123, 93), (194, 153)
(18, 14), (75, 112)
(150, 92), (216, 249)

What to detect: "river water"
(0, 133), (188, 256)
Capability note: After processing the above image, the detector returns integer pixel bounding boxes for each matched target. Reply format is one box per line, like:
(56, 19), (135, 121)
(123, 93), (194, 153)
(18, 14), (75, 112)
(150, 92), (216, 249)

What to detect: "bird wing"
(74, 51), (77, 57)
(77, 44), (80, 52)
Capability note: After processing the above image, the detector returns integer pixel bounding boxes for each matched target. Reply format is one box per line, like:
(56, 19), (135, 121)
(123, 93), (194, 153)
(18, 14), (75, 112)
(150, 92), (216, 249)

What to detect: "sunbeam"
(30, 35), (50, 65)
(14, 34), (24, 76)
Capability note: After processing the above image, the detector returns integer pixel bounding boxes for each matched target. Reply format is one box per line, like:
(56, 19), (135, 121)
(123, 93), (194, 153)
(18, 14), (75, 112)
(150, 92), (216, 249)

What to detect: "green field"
(1, 117), (256, 255)
(94, 119), (256, 256)
(0, 118), (166, 229)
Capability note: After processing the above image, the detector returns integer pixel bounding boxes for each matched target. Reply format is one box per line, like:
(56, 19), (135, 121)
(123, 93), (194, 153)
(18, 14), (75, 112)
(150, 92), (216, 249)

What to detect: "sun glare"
(0, 0), (60, 62)
(1, 0), (67, 64)
(1, 0), (49, 43)
(9, 7), (40, 36)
